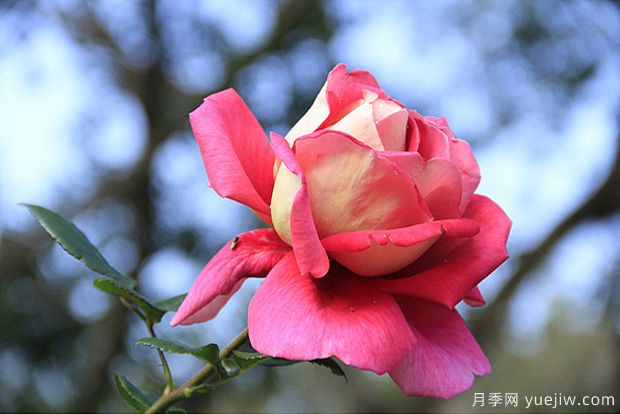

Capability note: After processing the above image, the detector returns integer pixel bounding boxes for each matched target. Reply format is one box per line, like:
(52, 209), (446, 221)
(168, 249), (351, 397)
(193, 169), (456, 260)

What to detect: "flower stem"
(144, 327), (249, 414)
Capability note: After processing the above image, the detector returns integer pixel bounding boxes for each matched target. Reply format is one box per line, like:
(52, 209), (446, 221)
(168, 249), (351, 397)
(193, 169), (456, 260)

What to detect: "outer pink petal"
(170, 229), (290, 326)
(375, 195), (511, 309)
(463, 287), (486, 307)
(248, 254), (415, 374)
(426, 116), (481, 213)
(320, 219), (479, 277)
(190, 89), (274, 216)
(270, 132), (330, 277)
(175, 279), (244, 325)
(294, 130), (432, 238)
(389, 297), (490, 398)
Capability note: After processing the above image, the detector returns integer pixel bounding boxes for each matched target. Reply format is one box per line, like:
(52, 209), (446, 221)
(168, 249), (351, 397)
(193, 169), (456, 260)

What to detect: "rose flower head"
(171, 64), (511, 398)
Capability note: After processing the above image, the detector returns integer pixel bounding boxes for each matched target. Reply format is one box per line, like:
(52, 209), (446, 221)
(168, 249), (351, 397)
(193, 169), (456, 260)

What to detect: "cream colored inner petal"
(328, 101), (384, 150)
(285, 82), (329, 145)
(296, 135), (430, 238)
(270, 165), (301, 245)
(371, 98), (401, 121)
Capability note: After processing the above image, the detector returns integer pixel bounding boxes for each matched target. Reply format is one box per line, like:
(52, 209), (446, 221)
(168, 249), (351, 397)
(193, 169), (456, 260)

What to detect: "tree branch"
(471, 129), (620, 346)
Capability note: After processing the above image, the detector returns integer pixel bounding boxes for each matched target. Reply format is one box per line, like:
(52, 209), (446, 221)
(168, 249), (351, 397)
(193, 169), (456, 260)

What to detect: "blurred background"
(1, 0), (619, 412)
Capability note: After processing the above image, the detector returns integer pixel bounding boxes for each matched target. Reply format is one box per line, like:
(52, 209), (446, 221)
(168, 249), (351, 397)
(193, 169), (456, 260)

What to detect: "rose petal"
(376, 107), (408, 151)
(170, 229), (290, 326)
(379, 153), (463, 219)
(190, 89), (274, 217)
(248, 254), (415, 374)
(321, 221), (445, 252)
(329, 98), (384, 150)
(321, 221), (444, 277)
(285, 64), (385, 144)
(321, 218), (479, 277)
(406, 111), (421, 152)
(293, 130), (432, 238)
(320, 64), (386, 128)
(416, 158), (463, 219)
(375, 195), (511, 308)
(408, 111), (450, 159)
(285, 82), (330, 144)
(426, 116), (481, 213)
(389, 297), (490, 398)
(174, 279), (244, 325)
(270, 132), (330, 277)
(379, 151), (425, 180)
(463, 287), (486, 307)
(372, 97), (405, 122)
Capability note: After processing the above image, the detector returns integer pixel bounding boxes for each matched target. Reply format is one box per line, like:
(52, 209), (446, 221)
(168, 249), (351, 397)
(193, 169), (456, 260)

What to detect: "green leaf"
(219, 356), (241, 377)
(256, 353), (346, 381)
(113, 373), (152, 412)
(136, 338), (219, 364)
(232, 350), (271, 370)
(310, 358), (348, 382)
(94, 278), (165, 322)
(154, 294), (186, 312)
(232, 350), (270, 361)
(23, 204), (136, 288)
(195, 343), (219, 365)
(238, 344), (296, 367)
(260, 357), (299, 367)
(136, 337), (191, 354)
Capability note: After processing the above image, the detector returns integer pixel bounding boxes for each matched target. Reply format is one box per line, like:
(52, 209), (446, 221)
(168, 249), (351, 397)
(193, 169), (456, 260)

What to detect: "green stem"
(120, 297), (147, 322)
(120, 296), (175, 394)
(147, 322), (176, 393)
(144, 327), (249, 414)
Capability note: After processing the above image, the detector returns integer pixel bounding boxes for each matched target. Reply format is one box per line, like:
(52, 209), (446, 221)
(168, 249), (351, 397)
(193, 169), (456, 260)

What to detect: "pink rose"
(172, 64), (511, 398)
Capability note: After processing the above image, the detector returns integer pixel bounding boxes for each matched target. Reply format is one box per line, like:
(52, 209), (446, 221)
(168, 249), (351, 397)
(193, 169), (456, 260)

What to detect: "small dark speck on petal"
(230, 236), (240, 250)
